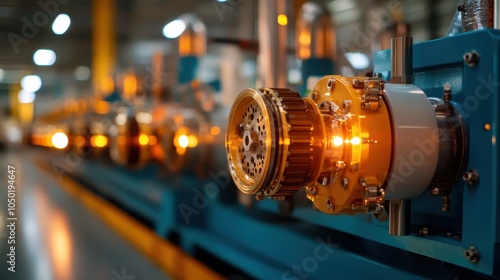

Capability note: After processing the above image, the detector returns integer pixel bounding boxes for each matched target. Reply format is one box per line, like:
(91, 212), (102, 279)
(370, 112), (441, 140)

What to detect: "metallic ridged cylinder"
(460, 0), (493, 31)
(390, 37), (413, 84)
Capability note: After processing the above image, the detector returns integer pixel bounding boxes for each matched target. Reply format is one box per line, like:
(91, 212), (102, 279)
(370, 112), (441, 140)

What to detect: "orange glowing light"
(187, 135), (198, 148)
(278, 14), (288, 26)
(117, 135), (126, 146)
(51, 132), (69, 149)
(148, 135), (157, 145)
(91, 135), (108, 148)
(210, 126), (221, 136)
(177, 134), (189, 148)
(350, 137), (361, 145)
(138, 134), (149, 145)
(333, 136), (343, 146)
(74, 136), (86, 147)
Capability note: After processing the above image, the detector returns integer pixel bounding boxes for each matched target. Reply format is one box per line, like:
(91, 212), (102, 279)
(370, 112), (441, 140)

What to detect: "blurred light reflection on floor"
(0, 148), (169, 280)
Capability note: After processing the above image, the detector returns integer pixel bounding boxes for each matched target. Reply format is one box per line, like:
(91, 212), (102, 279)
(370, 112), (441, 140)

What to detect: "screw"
(419, 226), (429, 235)
(341, 177), (349, 189)
(443, 83), (452, 102)
(463, 51), (479, 67)
(311, 91), (320, 101)
(327, 78), (335, 90)
(431, 187), (440, 195)
(463, 169), (479, 185)
(484, 123), (491, 131)
(342, 100), (352, 114)
(306, 186), (318, 195)
(326, 197), (335, 211)
(465, 246), (480, 263)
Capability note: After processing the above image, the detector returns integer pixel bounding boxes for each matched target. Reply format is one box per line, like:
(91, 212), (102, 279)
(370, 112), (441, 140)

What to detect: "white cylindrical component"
(383, 83), (439, 199)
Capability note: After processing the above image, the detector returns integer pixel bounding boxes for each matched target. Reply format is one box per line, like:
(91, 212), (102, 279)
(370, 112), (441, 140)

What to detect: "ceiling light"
(163, 19), (186, 39)
(33, 49), (56, 66)
(20, 75), (42, 92)
(18, 90), (36, 104)
(52, 14), (71, 35)
(345, 52), (370, 70)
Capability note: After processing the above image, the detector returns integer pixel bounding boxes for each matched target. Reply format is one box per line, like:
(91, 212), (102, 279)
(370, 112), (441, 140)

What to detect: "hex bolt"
(464, 51), (479, 67)
(306, 186), (318, 195)
(326, 197), (335, 211)
(341, 177), (349, 190)
(463, 169), (479, 185)
(327, 78), (335, 90)
(342, 100), (352, 114)
(311, 91), (320, 101)
(431, 187), (440, 195)
(443, 83), (452, 102)
(465, 246), (480, 263)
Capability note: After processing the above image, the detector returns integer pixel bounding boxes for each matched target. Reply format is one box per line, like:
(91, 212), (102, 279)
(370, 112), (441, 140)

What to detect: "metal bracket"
(361, 78), (384, 110)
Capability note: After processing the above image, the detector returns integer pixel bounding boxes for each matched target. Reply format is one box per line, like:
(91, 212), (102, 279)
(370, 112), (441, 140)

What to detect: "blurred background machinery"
(0, 0), (499, 279)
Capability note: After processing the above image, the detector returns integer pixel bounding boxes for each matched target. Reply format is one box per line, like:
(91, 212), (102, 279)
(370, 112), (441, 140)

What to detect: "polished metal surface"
(390, 37), (413, 84)
(0, 149), (168, 280)
(388, 200), (411, 236)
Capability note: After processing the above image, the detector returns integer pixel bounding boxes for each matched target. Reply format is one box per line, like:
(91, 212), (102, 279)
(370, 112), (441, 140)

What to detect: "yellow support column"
(92, 0), (116, 100)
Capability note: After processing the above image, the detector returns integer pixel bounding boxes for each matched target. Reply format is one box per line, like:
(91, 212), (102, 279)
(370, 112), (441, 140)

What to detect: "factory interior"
(0, 0), (499, 279)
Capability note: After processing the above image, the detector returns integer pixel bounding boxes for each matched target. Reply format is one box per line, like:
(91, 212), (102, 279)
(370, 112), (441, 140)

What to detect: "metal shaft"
(389, 200), (411, 236)
(390, 37), (413, 84)
(495, 0), (500, 29)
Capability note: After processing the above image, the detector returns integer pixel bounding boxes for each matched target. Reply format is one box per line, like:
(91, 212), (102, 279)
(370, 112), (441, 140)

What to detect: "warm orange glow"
(177, 134), (189, 148)
(350, 137), (361, 145)
(138, 134), (149, 145)
(210, 126), (221, 136)
(333, 136), (343, 146)
(179, 33), (192, 57)
(51, 132), (68, 149)
(148, 135), (157, 145)
(91, 135), (108, 148)
(278, 14), (288, 26)
(187, 135), (198, 148)
(100, 76), (114, 94)
(117, 135), (126, 146)
(123, 73), (137, 98)
(50, 213), (72, 280)
(74, 136), (86, 147)
(94, 100), (109, 114)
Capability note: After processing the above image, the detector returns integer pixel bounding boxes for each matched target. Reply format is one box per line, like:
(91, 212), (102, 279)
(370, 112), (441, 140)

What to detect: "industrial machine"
(225, 6), (499, 279)
(27, 1), (500, 279)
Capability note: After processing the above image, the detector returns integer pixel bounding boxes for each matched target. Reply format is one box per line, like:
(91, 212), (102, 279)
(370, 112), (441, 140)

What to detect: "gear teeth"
(268, 89), (316, 197)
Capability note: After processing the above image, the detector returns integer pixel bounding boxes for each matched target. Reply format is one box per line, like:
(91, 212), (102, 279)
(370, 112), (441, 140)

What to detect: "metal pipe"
(495, 0), (500, 29)
(257, 0), (288, 87)
(390, 37), (413, 84)
(389, 200), (411, 236)
(389, 37), (413, 235)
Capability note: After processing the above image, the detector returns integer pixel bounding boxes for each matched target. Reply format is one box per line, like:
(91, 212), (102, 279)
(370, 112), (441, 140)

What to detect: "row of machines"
(32, 1), (499, 279)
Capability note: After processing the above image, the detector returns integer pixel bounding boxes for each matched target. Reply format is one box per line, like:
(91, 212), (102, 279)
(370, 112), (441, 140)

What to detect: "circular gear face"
(239, 100), (267, 180)
(226, 89), (276, 195)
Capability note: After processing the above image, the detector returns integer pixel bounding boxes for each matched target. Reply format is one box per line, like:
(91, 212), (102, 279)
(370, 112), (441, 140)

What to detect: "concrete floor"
(0, 148), (169, 280)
